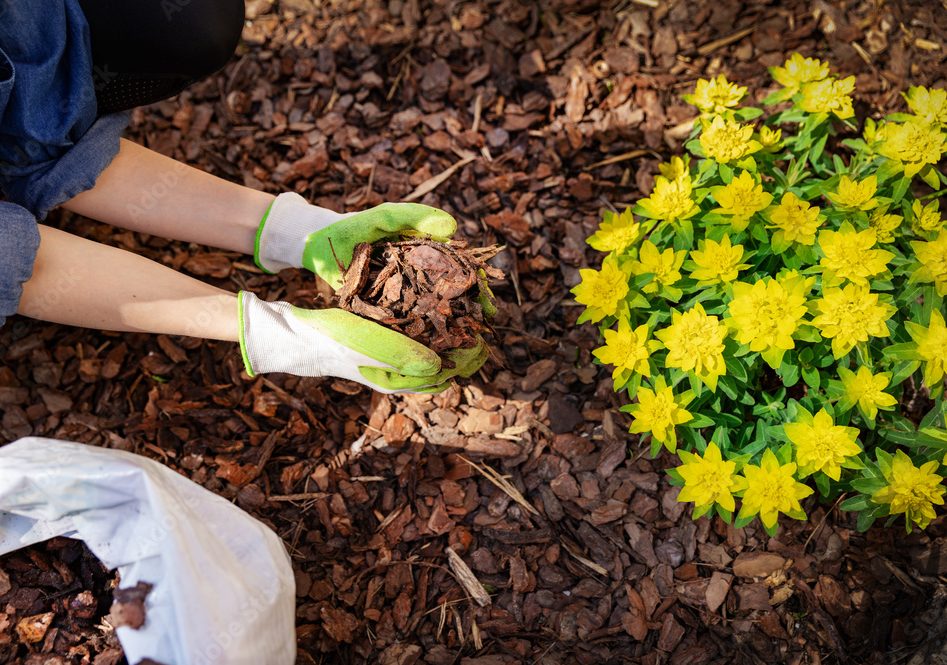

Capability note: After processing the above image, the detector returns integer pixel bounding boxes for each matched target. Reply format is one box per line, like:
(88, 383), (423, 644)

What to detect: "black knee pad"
(79, 0), (245, 113)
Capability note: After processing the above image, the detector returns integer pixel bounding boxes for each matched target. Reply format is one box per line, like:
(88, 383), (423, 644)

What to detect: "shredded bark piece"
(334, 239), (502, 355)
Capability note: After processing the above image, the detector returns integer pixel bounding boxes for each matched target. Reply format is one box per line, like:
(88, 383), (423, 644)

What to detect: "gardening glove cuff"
(237, 291), (448, 394)
(254, 192), (343, 274)
(254, 193), (458, 288)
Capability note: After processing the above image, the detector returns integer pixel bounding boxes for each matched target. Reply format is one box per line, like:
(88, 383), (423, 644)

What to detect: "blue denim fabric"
(0, 201), (39, 323)
(0, 0), (129, 327)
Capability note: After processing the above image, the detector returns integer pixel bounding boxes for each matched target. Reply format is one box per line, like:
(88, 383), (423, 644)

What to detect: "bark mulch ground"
(2, 1), (946, 663)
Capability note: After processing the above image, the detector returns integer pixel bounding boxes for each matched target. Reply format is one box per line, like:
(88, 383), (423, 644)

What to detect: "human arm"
(16, 226), (483, 392)
(18, 225), (239, 340)
(61, 140), (456, 287)
(63, 139), (275, 255)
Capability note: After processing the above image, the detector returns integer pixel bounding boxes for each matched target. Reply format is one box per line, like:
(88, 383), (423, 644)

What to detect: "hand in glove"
(254, 193), (457, 288)
(238, 292), (487, 393)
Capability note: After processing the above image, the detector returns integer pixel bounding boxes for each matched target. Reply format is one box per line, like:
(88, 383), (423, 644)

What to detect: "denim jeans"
(0, 0), (129, 326)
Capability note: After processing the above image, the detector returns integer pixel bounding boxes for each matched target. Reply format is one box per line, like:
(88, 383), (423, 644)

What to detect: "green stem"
(918, 188), (947, 202)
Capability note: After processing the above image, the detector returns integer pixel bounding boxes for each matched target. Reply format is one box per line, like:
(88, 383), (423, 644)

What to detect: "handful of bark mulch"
(336, 239), (503, 356)
(0, 538), (157, 665)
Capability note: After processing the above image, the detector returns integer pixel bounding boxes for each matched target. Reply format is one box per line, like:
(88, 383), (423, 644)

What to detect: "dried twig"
(446, 547), (492, 607)
(458, 455), (539, 515)
(403, 155), (476, 202)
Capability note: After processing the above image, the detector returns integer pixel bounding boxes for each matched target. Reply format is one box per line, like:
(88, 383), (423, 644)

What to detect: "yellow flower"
(784, 408), (861, 481)
(904, 86), (947, 125)
(838, 366), (898, 421)
(811, 284), (895, 358)
(699, 116), (762, 164)
(630, 240), (685, 294)
(906, 309), (947, 387)
(571, 256), (630, 323)
(683, 75), (747, 115)
(799, 76), (855, 119)
(818, 224), (893, 285)
(868, 208), (903, 243)
(759, 126), (782, 148)
(676, 442), (746, 514)
(826, 175), (878, 211)
(726, 275), (810, 368)
(911, 230), (947, 296)
(637, 174), (700, 223)
(658, 156), (688, 180)
(655, 303), (728, 391)
(588, 207), (641, 254)
(767, 192), (824, 246)
(710, 170), (773, 232)
(770, 53), (830, 91)
(593, 319), (654, 386)
(625, 376), (693, 452)
(913, 200), (943, 234)
(872, 450), (945, 530)
(877, 117), (947, 178)
(688, 235), (748, 285)
(738, 449), (814, 530)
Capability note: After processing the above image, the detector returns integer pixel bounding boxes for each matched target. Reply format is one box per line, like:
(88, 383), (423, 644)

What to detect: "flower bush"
(574, 53), (947, 534)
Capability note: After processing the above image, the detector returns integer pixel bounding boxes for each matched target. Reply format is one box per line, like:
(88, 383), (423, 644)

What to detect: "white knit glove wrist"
(237, 292), (449, 394)
(239, 291), (377, 381)
(254, 193), (346, 273)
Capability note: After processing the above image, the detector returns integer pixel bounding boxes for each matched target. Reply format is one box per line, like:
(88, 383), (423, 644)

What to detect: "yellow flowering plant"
(573, 54), (947, 535)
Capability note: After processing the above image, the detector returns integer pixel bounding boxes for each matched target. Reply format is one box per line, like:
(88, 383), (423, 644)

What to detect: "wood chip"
(446, 547), (492, 607)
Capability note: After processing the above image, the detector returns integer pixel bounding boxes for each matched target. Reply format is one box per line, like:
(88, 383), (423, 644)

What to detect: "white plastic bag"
(0, 437), (296, 665)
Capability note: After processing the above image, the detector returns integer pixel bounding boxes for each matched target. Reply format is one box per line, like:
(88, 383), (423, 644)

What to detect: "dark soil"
(1, 1), (946, 664)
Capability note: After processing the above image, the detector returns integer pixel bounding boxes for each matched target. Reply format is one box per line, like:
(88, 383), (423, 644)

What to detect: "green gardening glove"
(239, 292), (486, 394)
(254, 193), (456, 288)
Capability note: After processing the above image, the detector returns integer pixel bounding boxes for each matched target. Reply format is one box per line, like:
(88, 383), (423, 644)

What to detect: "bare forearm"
(18, 226), (239, 341)
(63, 139), (274, 254)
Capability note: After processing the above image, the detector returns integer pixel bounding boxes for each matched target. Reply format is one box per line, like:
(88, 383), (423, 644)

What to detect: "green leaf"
(712, 426), (731, 447)
(776, 441), (794, 465)
(725, 355), (749, 383)
(649, 436), (663, 458)
(839, 495), (871, 512)
(801, 365), (821, 390)
(686, 413), (716, 428)
(878, 427), (947, 449)
(717, 377), (739, 401)
(920, 165), (941, 191)
(794, 325), (822, 343)
(810, 131), (829, 164)
(739, 437), (769, 458)
(779, 362), (800, 387)
(692, 503), (712, 519)
(814, 472), (831, 497)
(856, 509), (879, 532)
(851, 477), (886, 494)
(883, 343), (919, 361)
(733, 512), (756, 529)
(888, 362), (920, 389)
(892, 176), (911, 202)
(874, 159), (901, 185)
(920, 402), (947, 430)
(736, 107), (764, 121)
